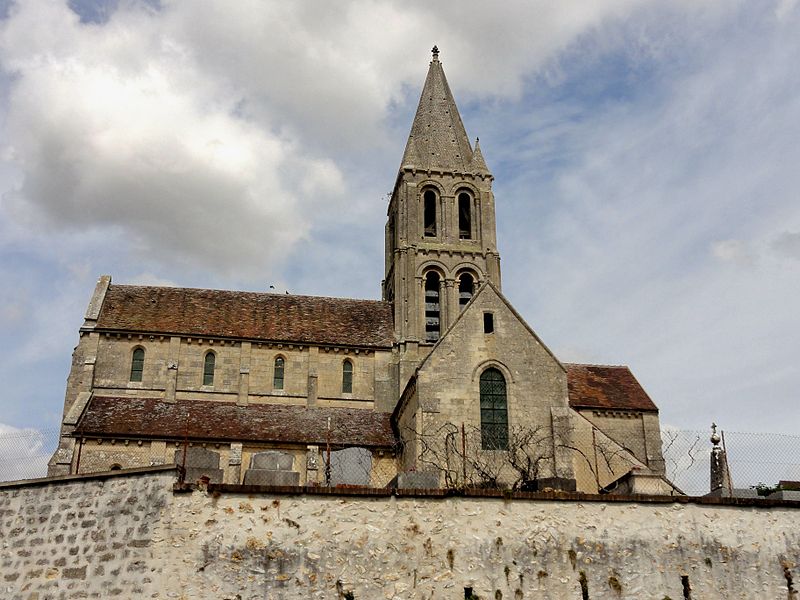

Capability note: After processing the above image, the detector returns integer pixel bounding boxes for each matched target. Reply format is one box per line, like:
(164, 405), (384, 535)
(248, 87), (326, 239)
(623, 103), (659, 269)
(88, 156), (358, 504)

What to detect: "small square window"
(483, 312), (494, 334)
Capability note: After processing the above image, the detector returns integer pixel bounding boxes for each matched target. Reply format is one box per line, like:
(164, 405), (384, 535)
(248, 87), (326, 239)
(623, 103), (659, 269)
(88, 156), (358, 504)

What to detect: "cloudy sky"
(0, 0), (798, 442)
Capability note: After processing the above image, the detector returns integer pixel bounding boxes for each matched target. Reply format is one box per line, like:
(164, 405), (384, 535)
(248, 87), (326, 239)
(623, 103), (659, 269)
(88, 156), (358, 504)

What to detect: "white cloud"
(0, 0), (710, 282)
(0, 0), (344, 279)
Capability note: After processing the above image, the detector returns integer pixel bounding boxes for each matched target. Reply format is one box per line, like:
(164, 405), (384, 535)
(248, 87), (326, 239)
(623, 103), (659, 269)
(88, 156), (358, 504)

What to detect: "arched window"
(458, 273), (474, 310)
(424, 271), (441, 342)
(342, 360), (353, 394)
(480, 368), (508, 450)
(273, 356), (285, 390)
(130, 348), (144, 382)
(458, 192), (472, 239)
(203, 351), (216, 386)
(423, 189), (437, 237)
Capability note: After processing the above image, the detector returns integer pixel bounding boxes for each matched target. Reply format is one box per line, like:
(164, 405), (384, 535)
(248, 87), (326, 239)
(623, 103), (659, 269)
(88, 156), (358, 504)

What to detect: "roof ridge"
(564, 362), (631, 369)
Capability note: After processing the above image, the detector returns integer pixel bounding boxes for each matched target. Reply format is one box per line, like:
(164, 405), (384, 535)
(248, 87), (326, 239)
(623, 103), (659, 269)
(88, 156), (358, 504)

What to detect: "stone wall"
(2, 469), (799, 599)
(402, 284), (576, 486)
(50, 324), (395, 476)
(90, 335), (390, 407)
(0, 467), (174, 598)
(576, 409), (666, 474)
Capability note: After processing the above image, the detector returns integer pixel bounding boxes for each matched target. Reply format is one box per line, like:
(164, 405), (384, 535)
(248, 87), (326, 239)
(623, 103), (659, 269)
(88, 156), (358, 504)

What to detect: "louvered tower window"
(424, 271), (441, 342)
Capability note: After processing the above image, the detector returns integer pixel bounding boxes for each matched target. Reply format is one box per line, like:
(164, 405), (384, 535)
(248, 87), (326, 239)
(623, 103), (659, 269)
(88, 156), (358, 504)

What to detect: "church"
(48, 48), (672, 495)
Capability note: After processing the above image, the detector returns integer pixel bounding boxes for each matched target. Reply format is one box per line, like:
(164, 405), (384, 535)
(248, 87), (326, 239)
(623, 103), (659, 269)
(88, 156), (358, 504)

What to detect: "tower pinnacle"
(431, 45), (439, 61)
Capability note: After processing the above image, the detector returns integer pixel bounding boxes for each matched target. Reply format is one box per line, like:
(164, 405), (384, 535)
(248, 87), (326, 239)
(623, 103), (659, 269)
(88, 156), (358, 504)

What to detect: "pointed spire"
(470, 137), (491, 176)
(402, 47), (474, 173)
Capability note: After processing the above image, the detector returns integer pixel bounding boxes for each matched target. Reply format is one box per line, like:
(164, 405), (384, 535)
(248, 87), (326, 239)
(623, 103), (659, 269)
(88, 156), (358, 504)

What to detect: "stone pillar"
(165, 336), (180, 403)
(415, 275), (424, 342)
(442, 193), (453, 242)
(445, 277), (457, 330)
(710, 424), (732, 496)
(307, 346), (318, 405)
(306, 445), (320, 485)
(438, 276), (447, 340)
(548, 407), (577, 491)
(228, 443), (243, 484)
(307, 374), (318, 407)
(237, 342), (251, 406)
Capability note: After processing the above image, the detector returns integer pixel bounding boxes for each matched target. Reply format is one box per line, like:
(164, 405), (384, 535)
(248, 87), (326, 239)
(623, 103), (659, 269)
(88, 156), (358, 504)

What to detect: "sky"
(0, 0), (798, 444)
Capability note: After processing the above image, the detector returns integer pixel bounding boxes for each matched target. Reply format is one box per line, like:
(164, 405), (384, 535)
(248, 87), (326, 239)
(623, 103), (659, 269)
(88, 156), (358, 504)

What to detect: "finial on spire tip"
(431, 45), (439, 61)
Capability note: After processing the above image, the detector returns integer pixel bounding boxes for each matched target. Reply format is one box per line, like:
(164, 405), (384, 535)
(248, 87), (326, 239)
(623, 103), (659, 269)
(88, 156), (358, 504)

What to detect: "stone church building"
(48, 48), (671, 494)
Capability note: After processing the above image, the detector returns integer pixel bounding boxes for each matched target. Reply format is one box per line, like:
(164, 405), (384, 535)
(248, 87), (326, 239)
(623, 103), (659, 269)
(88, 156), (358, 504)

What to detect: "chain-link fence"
(2, 424), (799, 497)
(661, 428), (800, 496)
(0, 426), (60, 482)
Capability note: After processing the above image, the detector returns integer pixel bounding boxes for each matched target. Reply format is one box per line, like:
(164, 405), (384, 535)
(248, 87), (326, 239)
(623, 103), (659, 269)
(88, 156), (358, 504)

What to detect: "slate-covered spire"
(401, 46), (474, 172)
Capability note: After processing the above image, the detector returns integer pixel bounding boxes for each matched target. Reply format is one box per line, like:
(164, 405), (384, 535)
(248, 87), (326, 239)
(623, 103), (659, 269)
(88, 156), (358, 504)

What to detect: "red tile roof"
(95, 285), (395, 348)
(565, 364), (658, 412)
(74, 396), (397, 448)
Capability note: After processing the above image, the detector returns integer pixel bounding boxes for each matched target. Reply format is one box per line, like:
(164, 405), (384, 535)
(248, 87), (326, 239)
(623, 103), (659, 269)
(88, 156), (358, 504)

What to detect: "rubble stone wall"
(2, 469), (799, 599)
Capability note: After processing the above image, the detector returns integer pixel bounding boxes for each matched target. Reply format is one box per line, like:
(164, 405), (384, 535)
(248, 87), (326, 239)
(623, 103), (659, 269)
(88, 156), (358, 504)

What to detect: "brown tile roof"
(75, 396), (396, 448)
(565, 364), (658, 412)
(95, 284), (395, 348)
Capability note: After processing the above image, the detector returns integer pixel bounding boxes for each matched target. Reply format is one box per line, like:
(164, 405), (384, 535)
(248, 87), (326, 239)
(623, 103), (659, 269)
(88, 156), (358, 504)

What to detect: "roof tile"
(75, 396), (396, 448)
(565, 363), (658, 412)
(95, 285), (395, 348)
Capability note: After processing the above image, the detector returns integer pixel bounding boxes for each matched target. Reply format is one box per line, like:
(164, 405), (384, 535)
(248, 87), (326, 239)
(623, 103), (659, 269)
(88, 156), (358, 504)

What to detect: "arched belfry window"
(273, 356), (285, 390)
(342, 360), (353, 394)
(203, 351), (216, 386)
(423, 189), (437, 237)
(130, 348), (144, 382)
(480, 368), (508, 450)
(458, 273), (474, 310)
(458, 192), (472, 239)
(424, 271), (441, 342)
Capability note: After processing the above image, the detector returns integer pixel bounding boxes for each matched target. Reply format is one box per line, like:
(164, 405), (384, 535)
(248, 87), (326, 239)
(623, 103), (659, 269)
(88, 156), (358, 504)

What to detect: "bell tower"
(383, 46), (501, 361)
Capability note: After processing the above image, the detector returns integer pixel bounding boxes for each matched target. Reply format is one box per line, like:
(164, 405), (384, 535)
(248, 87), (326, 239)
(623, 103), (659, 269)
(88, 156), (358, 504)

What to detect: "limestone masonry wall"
(2, 469), (799, 599)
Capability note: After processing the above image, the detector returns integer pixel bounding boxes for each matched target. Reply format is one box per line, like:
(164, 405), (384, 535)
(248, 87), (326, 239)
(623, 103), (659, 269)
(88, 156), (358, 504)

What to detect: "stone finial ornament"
(710, 422), (721, 446)
(431, 45), (439, 61)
